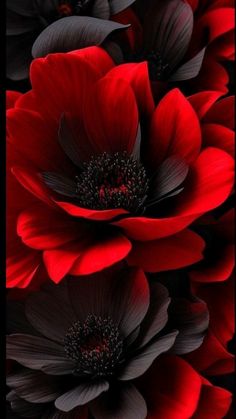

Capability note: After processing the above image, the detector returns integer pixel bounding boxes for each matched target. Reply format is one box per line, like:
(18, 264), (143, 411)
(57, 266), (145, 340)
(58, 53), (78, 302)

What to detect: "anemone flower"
(7, 266), (209, 418)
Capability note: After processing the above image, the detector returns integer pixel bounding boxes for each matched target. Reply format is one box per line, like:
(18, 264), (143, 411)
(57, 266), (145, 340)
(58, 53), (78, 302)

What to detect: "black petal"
(41, 172), (77, 198)
(92, 0), (110, 19)
(7, 32), (36, 80)
(89, 383), (147, 419)
(118, 330), (178, 380)
(32, 16), (129, 58)
(7, 391), (46, 418)
(147, 156), (189, 205)
(7, 9), (40, 35)
(102, 40), (124, 64)
(169, 296), (209, 354)
(110, 0), (136, 15)
(68, 267), (149, 338)
(55, 381), (109, 412)
(169, 48), (206, 82)
(143, 0), (193, 71)
(7, 0), (37, 17)
(137, 282), (171, 347)
(25, 286), (76, 344)
(7, 368), (62, 403)
(6, 334), (73, 373)
(7, 301), (38, 335)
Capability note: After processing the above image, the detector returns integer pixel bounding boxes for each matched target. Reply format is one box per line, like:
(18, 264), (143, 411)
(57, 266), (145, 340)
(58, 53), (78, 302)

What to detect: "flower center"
(146, 50), (170, 81)
(57, 0), (94, 16)
(64, 315), (123, 377)
(75, 152), (149, 213)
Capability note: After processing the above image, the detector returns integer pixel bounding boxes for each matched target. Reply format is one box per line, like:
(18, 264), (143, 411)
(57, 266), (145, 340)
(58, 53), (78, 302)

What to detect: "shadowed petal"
(55, 381), (109, 411)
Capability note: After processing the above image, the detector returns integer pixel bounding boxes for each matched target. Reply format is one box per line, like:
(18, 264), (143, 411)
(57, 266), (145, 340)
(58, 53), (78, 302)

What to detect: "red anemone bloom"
(7, 47), (234, 287)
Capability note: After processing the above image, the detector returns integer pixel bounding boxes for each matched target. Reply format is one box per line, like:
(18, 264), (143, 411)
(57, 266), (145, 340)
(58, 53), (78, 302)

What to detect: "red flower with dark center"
(6, 47), (234, 287)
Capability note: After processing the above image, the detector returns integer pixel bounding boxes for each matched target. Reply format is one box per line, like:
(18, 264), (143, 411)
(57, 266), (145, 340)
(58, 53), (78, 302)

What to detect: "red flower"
(138, 355), (232, 419)
(7, 47), (234, 287)
(186, 274), (235, 375)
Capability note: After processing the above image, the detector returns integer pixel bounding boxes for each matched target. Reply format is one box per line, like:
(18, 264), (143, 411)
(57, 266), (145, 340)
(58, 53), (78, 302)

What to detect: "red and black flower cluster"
(6, 0), (235, 418)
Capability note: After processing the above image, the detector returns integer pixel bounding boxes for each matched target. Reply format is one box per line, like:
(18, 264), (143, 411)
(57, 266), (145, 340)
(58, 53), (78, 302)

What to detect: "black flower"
(7, 266), (209, 418)
(7, 0), (134, 80)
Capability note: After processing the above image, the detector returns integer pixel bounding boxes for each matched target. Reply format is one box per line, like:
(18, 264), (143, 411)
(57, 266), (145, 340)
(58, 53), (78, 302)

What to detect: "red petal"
(7, 108), (72, 173)
(55, 200), (128, 221)
(7, 247), (40, 289)
(139, 356), (202, 419)
(128, 229), (205, 272)
(12, 166), (55, 207)
(203, 96), (235, 130)
(6, 91), (22, 110)
(43, 242), (83, 283)
(17, 205), (80, 250)
(70, 233), (132, 276)
(147, 89), (201, 170)
(192, 383), (232, 419)
(185, 330), (234, 376)
(202, 124), (234, 157)
(107, 62), (155, 118)
(84, 76), (139, 155)
(188, 91), (223, 120)
(30, 51), (100, 123)
(111, 7), (143, 52)
(195, 8), (235, 44)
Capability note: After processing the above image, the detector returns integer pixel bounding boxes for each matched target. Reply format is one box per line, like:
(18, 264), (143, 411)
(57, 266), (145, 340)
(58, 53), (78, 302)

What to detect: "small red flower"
(7, 47), (234, 287)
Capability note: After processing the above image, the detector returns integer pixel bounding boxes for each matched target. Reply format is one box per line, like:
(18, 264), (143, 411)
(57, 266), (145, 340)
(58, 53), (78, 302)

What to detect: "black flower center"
(75, 152), (149, 213)
(64, 315), (123, 377)
(57, 0), (94, 16)
(146, 50), (170, 81)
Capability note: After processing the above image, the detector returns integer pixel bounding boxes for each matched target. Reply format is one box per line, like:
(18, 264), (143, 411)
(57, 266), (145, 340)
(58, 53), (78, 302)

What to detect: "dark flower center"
(75, 152), (149, 212)
(146, 50), (170, 81)
(64, 315), (123, 377)
(57, 0), (94, 17)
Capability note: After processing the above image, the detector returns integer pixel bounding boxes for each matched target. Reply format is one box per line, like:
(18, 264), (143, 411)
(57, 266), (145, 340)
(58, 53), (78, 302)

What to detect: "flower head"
(7, 266), (209, 417)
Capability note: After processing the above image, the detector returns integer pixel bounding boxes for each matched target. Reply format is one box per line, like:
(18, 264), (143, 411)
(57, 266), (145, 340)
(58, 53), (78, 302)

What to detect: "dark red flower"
(7, 47), (234, 287)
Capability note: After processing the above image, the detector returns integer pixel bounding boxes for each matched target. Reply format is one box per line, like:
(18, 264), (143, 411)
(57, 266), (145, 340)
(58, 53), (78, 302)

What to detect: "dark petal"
(7, 0), (37, 17)
(131, 124), (141, 162)
(7, 10), (40, 35)
(55, 381), (109, 412)
(7, 301), (38, 335)
(110, 0), (136, 15)
(143, 0), (193, 71)
(58, 114), (83, 168)
(169, 48), (206, 82)
(137, 282), (171, 347)
(118, 330), (178, 380)
(124, 326), (140, 347)
(6, 334), (72, 372)
(41, 172), (77, 198)
(7, 32), (36, 80)
(7, 368), (62, 403)
(92, 0), (110, 19)
(102, 40), (124, 65)
(43, 407), (88, 419)
(169, 297), (209, 354)
(68, 267), (150, 338)
(147, 156), (189, 205)
(89, 383), (147, 419)
(7, 391), (46, 418)
(32, 16), (129, 58)
(25, 286), (76, 344)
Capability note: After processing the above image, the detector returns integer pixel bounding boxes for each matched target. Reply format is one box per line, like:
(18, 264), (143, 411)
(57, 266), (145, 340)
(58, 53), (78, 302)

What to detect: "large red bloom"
(7, 47), (234, 287)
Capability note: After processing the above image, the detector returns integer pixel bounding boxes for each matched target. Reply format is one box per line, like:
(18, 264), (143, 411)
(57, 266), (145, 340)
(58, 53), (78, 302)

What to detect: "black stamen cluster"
(75, 152), (149, 213)
(146, 50), (170, 81)
(64, 315), (123, 378)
